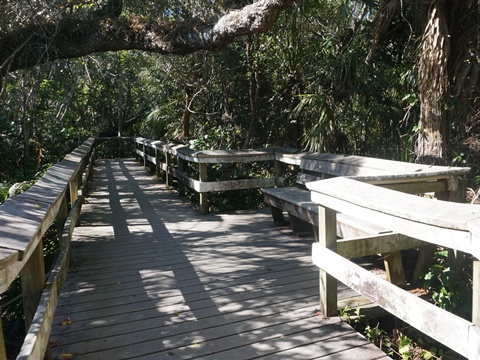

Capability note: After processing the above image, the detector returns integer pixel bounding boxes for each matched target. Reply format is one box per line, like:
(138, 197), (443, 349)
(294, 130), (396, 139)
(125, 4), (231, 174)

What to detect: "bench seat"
(262, 186), (390, 238)
(262, 185), (428, 285)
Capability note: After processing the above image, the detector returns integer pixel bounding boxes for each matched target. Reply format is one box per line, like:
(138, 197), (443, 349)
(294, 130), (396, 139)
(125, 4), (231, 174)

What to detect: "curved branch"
(0, 0), (294, 75)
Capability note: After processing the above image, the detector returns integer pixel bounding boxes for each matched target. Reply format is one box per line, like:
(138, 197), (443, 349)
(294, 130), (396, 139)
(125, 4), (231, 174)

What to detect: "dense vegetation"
(0, 0), (478, 195)
(0, 1), (478, 358)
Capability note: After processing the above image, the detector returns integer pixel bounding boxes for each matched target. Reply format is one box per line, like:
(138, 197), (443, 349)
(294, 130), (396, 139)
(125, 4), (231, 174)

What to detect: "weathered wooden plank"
(473, 260), (480, 326)
(0, 248), (19, 270)
(312, 243), (478, 358)
(256, 331), (379, 360)
(51, 160), (385, 360)
(192, 148), (276, 164)
(318, 206), (337, 317)
(16, 199), (80, 360)
(301, 155), (392, 177)
(0, 199), (48, 258)
(274, 150), (310, 166)
(380, 179), (448, 194)
(307, 177), (478, 231)
(337, 233), (424, 259)
(307, 177), (480, 270)
(21, 241), (46, 332)
(0, 137), (95, 353)
(314, 190), (474, 255)
(317, 344), (392, 360)
(0, 317), (6, 360)
(201, 178), (278, 192)
(199, 163), (208, 214)
(301, 152), (469, 178)
(300, 172), (449, 194)
(263, 187), (390, 237)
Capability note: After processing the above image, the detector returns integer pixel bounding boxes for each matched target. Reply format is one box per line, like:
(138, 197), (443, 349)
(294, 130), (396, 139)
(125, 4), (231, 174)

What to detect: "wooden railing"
(134, 137), (470, 213)
(308, 177), (480, 359)
(0, 136), (474, 359)
(0, 138), (127, 360)
(134, 138), (283, 214)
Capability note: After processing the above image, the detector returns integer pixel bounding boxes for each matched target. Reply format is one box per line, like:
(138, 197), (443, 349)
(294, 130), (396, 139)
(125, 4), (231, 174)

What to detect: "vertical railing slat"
(199, 163), (208, 214)
(318, 206), (337, 316)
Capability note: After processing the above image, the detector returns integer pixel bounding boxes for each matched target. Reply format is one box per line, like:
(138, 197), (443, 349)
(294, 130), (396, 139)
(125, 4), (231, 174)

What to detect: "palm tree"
(370, 0), (479, 164)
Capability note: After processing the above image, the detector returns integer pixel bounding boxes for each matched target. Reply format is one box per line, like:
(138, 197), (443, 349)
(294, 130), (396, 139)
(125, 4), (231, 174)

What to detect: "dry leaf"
(50, 341), (61, 348)
(61, 317), (73, 326)
(59, 354), (75, 360)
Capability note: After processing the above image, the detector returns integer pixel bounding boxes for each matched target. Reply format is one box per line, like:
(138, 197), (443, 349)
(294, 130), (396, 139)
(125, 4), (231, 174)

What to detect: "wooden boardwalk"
(50, 159), (389, 359)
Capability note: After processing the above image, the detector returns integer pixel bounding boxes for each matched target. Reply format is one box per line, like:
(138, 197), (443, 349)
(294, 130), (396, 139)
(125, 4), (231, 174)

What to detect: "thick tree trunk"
(415, 0), (450, 165)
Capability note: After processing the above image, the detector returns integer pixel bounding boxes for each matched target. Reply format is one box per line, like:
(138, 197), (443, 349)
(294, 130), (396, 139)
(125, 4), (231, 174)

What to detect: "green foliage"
(340, 306), (450, 359)
(141, 108), (169, 139)
(0, 183), (10, 204)
(422, 251), (472, 318)
(365, 323), (391, 355)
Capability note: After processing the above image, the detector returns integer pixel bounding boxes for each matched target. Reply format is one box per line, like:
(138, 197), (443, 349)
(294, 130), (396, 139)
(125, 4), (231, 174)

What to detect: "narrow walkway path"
(50, 159), (389, 359)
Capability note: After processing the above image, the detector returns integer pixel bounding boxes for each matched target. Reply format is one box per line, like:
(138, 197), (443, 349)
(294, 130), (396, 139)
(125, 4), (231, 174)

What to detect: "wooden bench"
(262, 152), (470, 285)
(307, 177), (480, 359)
(262, 184), (418, 285)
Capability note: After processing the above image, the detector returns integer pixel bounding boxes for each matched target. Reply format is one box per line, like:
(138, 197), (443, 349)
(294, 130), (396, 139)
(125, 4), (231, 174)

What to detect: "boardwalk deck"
(50, 159), (389, 359)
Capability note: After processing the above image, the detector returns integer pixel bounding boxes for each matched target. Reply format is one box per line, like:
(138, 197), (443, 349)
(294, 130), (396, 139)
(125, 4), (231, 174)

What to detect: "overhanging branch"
(0, 0), (294, 75)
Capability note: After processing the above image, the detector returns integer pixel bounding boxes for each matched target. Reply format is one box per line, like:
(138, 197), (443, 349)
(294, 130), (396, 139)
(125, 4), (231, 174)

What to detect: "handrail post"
(143, 142), (147, 168)
(119, 137), (125, 158)
(134, 139), (140, 162)
(199, 163), (208, 214)
(56, 195), (69, 237)
(177, 156), (186, 197)
(274, 158), (284, 187)
(166, 151), (173, 186)
(318, 206), (337, 316)
(147, 145), (155, 173)
(155, 146), (161, 180)
(0, 318), (6, 360)
(69, 176), (79, 207)
(21, 241), (46, 331)
(473, 260), (480, 326)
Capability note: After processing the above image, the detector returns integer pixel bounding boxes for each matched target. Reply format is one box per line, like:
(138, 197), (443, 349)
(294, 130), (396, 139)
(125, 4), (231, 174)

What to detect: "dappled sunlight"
(127, 224), (153, 234)
(50, 159), (386, 359)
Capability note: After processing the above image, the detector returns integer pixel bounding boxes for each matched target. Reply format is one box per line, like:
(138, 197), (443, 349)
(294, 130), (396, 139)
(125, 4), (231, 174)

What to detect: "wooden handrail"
(307, 177), (480, 359)
(0, 138), (97, 360)
(134, 138), (282, 214)
(134, 137), (470, 213)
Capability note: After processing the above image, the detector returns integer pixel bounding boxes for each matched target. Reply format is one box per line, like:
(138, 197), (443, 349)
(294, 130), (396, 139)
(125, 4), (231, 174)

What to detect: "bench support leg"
(383, 251), (406, 286)
(269, 206), (289, 226)
(289, 214), (314, 235)
(413, 244), (437, 283)
(318, 206), (337, 317)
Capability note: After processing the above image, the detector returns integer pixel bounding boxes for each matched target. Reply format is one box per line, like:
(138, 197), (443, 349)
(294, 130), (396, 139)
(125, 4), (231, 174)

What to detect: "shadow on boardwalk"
(50, 159), (389, 359)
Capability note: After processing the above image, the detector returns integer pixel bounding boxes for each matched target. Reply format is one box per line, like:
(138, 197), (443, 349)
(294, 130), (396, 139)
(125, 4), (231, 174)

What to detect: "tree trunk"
(415, 0), (450, 164)
(182, 86), (193, 139)
(243, 35), (260, 149)
(117, 73), (124, 137)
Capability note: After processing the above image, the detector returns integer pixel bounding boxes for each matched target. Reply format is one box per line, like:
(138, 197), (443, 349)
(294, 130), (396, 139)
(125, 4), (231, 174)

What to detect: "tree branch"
(0, 0), (294, 76)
